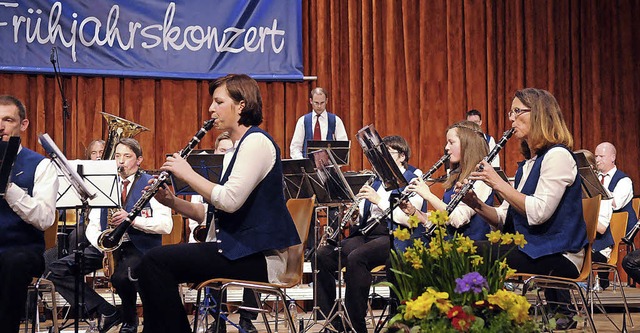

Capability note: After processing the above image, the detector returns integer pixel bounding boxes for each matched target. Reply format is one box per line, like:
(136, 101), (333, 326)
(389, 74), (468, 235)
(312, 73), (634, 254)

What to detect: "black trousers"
(46, 242), (143, 324)
(622, 249), (640, 282)
(316, 232), (390, 333)
(137, 242), (268, 333)
(0, 247), (45, 333)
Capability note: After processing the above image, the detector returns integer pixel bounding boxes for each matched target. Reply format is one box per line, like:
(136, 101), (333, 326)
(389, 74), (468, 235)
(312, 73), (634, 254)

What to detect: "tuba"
(98, 113), (148, 280)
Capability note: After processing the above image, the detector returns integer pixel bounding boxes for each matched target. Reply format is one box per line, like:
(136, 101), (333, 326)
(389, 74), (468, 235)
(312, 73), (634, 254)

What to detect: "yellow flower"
(487, 290), (531, 324)
(501, 233), (514, 245)
(487, 230), (502, 243)
(470, 255), (483, 266)
(456, 236), (477, 254)
(404, 288), (450, 320)
(428, 242), (443, 259)
(393, 227), (411, 241)
(407, 215), (420, 228)
(403, 248), (424, 269)
(499, 259), (509, 270)
(512, 232), (528, 247)
(505, 267), (517, 278)
(428, 210), (449, 226)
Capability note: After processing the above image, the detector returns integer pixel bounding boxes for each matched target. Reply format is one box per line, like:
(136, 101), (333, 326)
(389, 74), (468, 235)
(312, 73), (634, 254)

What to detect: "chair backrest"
(278, 196), (315, 285)
(162, 214), (185, 245)
(633, 197), (640, 220)
(576, 195), (601, 281)
(607, 211), (629, 265)
(44, 212), (59, 251)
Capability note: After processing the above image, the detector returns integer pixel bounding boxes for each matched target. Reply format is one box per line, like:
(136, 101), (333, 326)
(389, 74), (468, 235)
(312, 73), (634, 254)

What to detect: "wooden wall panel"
(0, 0), (638, 196)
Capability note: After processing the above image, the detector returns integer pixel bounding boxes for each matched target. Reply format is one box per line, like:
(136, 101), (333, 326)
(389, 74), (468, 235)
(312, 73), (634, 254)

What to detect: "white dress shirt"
(85, 174), (173, 250)
(598, 198), (613, 258)
(449, 181), (492, 229)
(289, 110), (348, 159)
(359, 167), (425, 229)
(487, 135), (500, 168)
(600, 166), (634, 210)
(4, 147), (58, 231)
(494, 147), (584, 270)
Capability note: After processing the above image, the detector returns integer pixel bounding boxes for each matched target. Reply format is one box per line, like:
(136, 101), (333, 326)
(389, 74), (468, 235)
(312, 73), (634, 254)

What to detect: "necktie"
(313, 114), (321, 140)
(121, 179), (130, 205)
(599, 174), (606, 185)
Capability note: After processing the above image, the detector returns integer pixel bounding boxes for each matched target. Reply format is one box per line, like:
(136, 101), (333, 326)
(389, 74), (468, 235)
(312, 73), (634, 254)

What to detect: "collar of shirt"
(314, 110), (327, 119)
(601, 166), (617, 178)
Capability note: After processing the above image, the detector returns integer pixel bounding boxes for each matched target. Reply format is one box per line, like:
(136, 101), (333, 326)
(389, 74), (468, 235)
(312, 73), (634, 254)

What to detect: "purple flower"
(455, 272), (488, 294)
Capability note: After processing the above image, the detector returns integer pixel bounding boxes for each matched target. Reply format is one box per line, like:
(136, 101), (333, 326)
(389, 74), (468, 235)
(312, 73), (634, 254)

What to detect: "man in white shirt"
(47, 138), (173, 333)
(466, 109), (500, 168)
(0, 95), (59, 332)
(289, 87), (348, 159)
(595, 142), (637, 233)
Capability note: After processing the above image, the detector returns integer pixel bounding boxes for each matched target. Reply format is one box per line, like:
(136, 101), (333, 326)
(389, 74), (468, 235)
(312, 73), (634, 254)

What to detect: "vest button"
(218, 249), (223, 253)
(216, 239), (222, 243)
(215, 229), (220, 233)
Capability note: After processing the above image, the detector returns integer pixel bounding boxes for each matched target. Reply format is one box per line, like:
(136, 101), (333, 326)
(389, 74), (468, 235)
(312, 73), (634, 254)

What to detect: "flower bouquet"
(386, 210), (538, 332)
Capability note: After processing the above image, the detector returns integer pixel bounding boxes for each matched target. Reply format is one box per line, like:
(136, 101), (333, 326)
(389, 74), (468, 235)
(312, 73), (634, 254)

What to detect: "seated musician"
(575, 149), (614, 290)
(0, 96), (59, 332)
(316, 135), (425, 333)
(461, 88), (587, 330)
(47, 138), (173, 333)
(402, 120), (493, 241)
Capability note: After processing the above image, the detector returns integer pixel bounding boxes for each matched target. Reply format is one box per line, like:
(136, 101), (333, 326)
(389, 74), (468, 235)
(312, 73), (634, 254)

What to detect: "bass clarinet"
(359, 153), (451, 237)
(324, 175), (376, 246)
(97, 119), (215, 252)
(426, 127), (516, 235)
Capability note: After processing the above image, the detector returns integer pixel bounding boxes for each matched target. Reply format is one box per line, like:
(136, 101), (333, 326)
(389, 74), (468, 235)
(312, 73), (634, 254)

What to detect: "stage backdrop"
(0, 0), (303, 80)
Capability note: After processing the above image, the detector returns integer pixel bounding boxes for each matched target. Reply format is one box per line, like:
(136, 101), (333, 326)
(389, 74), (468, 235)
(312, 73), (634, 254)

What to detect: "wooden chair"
(25, 217), (60, 333)
(591, 211), (633, 329)
(193, 196), (315, 333)
(632, 197), (639, 220)
(162, 214), (185, 246)
(521, 195), (601, 332)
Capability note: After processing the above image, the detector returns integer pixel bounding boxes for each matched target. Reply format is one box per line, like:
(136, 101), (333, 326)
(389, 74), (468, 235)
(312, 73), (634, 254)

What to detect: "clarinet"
(358, 153), (451, 237)
(324, 175), (376, 246)
(425, 127), (515, 236)
(97, 119), (215, 252)
(623, 221), (640, 245)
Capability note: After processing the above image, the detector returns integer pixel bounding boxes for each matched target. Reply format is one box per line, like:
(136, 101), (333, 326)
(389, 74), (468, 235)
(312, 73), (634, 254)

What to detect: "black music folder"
(0, 136), (20, 196)
(575, 151), (612, 200)
(282, 158), (316, 200)
(170, 153), (224, 195)
(307, 149), (356, 204)
(306, 140), (350, 166)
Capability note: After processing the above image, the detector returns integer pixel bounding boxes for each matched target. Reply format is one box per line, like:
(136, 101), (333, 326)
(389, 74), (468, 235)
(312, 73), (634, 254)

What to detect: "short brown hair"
(383, 135), (411, 168)
(116, 138), (143, 157)
(0, 95), (26, 120)
(209, 74), (263, 126)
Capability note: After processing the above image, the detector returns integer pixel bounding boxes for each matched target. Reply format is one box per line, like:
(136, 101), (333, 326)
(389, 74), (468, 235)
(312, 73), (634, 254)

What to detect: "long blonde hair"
(443, 120), (489, 189)
(515, 88), (573, 157)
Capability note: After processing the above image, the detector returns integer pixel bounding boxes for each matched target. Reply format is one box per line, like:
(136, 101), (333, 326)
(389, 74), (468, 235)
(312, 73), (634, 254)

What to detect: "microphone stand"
(50, 47), (70, 156)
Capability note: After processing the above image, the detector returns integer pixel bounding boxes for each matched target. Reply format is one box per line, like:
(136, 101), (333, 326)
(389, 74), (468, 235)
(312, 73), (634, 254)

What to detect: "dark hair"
(0, 95), (27, 120)
(116, 138), (143, 157)
(383, 135), (411, 168)
(465, 109), (482, 119)
(310, 87), (328, 99)
(209, 74), (263, 126)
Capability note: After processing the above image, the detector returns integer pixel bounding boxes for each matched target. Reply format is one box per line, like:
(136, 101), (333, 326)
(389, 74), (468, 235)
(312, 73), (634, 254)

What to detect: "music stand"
(170, 153), (224, 195)
(575, 152), (612, 200)
(282, 158), (316, 200)
(308, 149), (356, 204)
(355, 125), (407, 191)
(306, 140), (351, 166)
(0, 136), (20, 196)
(39, 133), (105, 333)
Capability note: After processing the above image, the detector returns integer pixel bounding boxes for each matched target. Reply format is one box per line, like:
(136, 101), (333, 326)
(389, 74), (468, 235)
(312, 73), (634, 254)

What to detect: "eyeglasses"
(312, 101), (326, 106)
(508, 107), (531, 118)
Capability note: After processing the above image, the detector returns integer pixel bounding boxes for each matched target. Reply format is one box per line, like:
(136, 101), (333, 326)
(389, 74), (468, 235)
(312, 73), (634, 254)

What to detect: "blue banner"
(0, 1), (303, 80)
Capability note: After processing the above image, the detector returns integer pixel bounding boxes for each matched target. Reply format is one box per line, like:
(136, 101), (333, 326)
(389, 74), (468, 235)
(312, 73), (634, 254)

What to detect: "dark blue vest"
(443, 185), (493, 241)
(99, 173), (161, 254)
(0, 148), (46, 254)
(510, 145), (588, 259)
(608, 169), (638, 234)
(302, 112), (336, 157)
(484, 133), (493, 145)
(214, 126), (300, 260)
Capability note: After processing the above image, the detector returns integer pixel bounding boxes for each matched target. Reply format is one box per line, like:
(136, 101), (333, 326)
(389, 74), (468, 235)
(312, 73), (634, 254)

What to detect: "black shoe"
(119, 322), (138, 333)
(206, 320), (227, 333)
(555, 317), (577, 330)
(98, 310), (122, 333)
(239, 317), (258, 333)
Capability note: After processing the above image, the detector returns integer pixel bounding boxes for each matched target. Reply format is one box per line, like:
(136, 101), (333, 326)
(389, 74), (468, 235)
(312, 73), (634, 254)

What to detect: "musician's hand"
(109, 209), (128, 226)
(161, 153), (196, 181)
(456, 180), (482, 210)
(153, 183), (175, 207)
(406, 177), (434, 200)
(356, 185), (381, 205)
(468, 160), (503, 189)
